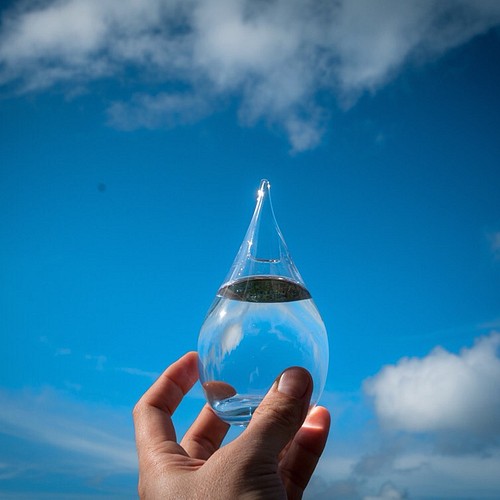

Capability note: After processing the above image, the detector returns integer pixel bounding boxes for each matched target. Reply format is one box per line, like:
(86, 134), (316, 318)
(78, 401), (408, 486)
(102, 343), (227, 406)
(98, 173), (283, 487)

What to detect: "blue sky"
(1, 1), (500, 498)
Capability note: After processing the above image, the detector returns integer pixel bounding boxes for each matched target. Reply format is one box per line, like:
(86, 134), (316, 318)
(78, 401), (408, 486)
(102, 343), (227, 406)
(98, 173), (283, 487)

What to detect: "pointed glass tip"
(257, 179), (270, 199)
(222, 177), (306, 287)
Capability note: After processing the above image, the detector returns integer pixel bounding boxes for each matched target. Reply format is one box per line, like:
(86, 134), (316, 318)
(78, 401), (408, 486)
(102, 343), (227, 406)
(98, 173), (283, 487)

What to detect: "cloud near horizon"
(2, 333), (500, 498)
(306, 332), (500, 498)
(1, 0), (500, 151)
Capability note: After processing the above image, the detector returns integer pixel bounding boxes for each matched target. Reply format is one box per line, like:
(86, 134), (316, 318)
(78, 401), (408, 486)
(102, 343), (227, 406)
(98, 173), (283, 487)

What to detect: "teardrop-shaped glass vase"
(197, 180), (329, 426)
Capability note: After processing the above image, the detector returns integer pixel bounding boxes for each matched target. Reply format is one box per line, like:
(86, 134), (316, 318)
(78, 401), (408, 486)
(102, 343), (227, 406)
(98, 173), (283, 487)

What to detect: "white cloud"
(1, 0), (499, 151)
(364, 333), (500, 438)
(363, 482), (406, 500)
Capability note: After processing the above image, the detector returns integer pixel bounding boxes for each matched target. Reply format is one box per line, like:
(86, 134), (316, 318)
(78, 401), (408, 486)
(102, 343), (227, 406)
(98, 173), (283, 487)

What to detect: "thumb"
(242, 367), (313, 459)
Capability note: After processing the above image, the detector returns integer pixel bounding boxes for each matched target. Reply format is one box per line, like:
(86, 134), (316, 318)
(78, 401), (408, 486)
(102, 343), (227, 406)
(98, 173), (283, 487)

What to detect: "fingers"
(133, 351), (199, 454)
(240, 367), (313, 460)
(279, 406), (331, 499)
(180, 404), (230, 460)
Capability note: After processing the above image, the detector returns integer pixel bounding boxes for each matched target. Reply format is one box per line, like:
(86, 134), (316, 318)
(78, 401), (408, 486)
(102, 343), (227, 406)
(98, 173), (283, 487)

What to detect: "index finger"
(133, 352), (199, 453)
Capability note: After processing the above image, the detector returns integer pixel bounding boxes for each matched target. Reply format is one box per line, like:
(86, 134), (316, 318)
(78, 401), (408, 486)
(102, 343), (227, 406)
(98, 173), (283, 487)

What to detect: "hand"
(133, 352), (330, 499)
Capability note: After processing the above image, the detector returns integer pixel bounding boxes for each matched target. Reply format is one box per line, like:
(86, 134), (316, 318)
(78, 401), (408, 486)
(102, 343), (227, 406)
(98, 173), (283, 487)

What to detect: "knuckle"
(132, 400), (144, 420)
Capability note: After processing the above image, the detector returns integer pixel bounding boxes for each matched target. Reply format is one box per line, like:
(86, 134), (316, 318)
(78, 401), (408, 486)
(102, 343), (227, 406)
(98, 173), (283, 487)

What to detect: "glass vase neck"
(223, 179), (305, 286)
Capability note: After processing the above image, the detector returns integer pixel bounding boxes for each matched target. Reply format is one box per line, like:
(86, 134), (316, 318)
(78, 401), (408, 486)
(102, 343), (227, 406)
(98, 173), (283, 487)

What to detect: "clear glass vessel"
(197, 180), (329, 426)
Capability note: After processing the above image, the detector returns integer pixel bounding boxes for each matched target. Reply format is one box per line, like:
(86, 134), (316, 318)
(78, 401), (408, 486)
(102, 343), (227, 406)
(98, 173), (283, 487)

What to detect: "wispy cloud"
(85, 354), (107, 370)
(0, 387), (136, 472)
(0, 386), (137, 497)
(489, 231), (500, 260)
(106, 90), (212, 131)
(55, 347), (72, 356)
(117, 366), (160, 381)
(1, 0), (499, 151)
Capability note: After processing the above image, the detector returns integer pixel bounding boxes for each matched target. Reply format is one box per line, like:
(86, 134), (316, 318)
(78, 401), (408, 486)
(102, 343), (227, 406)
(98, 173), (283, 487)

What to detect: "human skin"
(133, 351), (331, 499)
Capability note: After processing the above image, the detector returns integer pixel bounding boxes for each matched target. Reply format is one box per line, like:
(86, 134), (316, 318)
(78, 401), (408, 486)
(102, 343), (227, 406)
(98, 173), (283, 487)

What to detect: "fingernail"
(277, 367), (310, 399)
